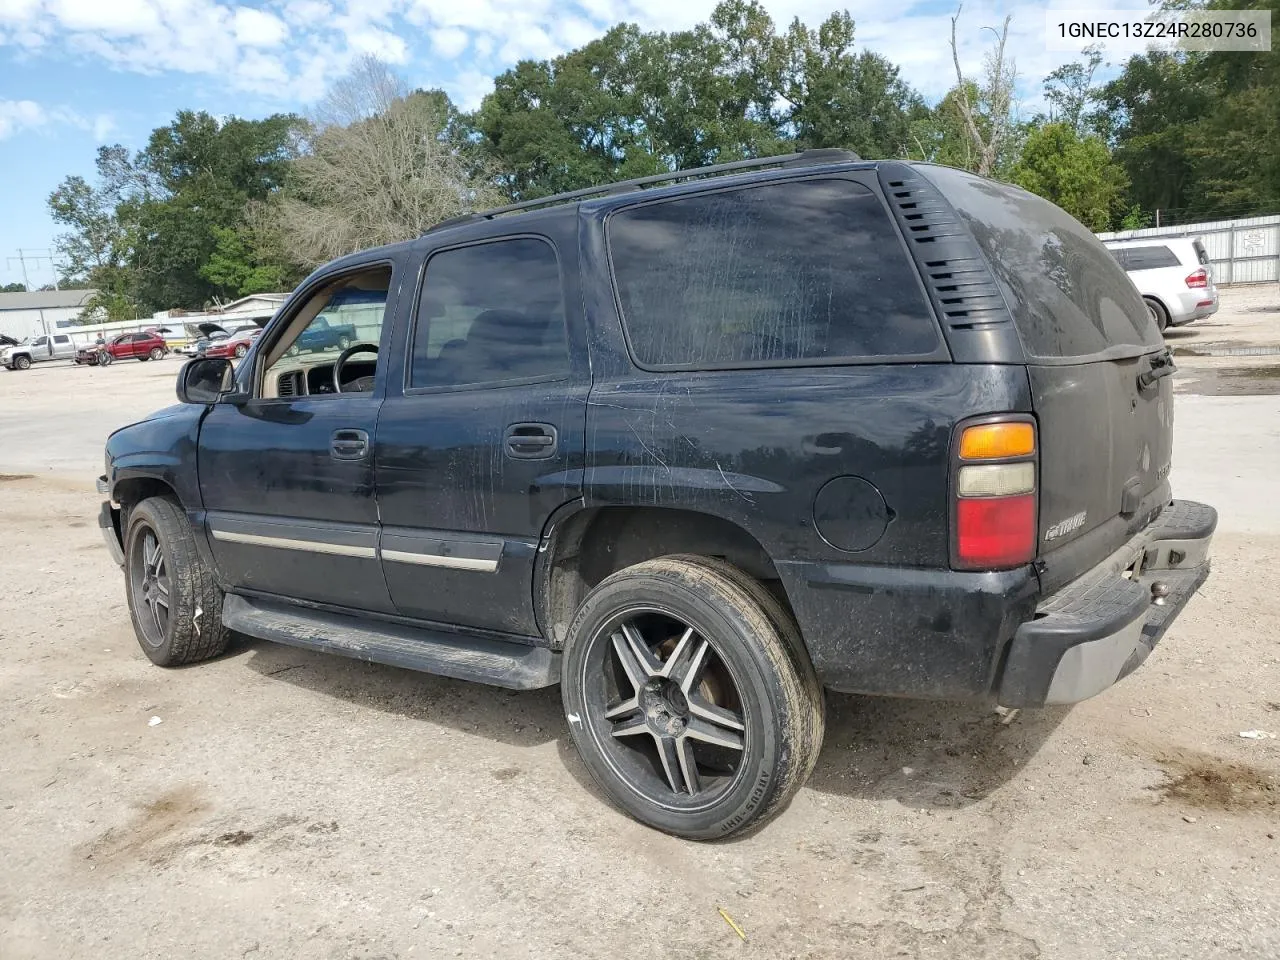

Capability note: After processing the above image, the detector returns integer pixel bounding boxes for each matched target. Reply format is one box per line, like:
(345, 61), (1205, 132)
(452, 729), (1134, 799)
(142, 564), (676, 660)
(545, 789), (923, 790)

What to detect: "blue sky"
(0, 0), (1145, 290)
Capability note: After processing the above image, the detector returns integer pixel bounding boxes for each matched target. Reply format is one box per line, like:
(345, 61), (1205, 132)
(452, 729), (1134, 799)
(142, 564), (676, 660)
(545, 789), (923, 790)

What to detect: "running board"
(222, 593), (561, 690)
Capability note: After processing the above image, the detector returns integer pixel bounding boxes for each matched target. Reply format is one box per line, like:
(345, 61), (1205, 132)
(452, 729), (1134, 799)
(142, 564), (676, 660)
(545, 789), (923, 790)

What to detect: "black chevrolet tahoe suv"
(97, 151), (1216, 839)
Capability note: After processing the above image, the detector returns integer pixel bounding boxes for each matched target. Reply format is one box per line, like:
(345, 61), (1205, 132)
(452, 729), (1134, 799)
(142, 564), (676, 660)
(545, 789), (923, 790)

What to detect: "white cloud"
(0, 98), (44, 139)
(233, 7), (289, 47)
(92, 113), (115, 141)
(0, 0), (1146, 116)
(431, 26), (468, 59)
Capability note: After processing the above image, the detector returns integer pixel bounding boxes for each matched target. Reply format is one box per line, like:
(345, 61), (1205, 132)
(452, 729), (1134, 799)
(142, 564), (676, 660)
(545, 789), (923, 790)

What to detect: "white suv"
(1104, 237), (1219, 333)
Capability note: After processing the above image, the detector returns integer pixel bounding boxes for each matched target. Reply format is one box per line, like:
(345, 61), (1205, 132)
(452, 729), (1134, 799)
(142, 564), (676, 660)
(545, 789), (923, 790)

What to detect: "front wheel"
(124, 496), (229, 666)
(13, 355), (30, 370)
(561, 555), (824, 839)
(234, 343), (248, 358)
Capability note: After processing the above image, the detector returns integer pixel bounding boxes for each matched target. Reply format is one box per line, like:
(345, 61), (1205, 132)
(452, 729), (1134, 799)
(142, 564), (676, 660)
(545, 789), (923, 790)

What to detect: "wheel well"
(114, 477), (179, 511)
(539, 507), (789, 648)
(1143, 295), (1169, 317)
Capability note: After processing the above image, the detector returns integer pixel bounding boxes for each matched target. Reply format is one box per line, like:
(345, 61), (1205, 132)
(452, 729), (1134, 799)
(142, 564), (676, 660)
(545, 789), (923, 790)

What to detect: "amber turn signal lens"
(959, 422), (1035, 460)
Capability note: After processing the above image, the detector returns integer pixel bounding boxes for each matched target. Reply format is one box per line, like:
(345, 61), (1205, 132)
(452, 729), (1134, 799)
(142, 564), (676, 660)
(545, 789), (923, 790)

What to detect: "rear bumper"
(997, 500), (1216, 707)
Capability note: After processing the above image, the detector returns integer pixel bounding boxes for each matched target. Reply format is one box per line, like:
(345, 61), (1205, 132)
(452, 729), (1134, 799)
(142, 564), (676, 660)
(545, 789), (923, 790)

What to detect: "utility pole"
(6, 248), (60, 291)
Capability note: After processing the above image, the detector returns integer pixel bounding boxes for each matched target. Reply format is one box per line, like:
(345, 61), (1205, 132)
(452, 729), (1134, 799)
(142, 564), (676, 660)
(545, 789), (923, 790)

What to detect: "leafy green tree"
(1011, 123), (1129, 229)
(1, 282), (25, 293)
(780, 12), (926, 158)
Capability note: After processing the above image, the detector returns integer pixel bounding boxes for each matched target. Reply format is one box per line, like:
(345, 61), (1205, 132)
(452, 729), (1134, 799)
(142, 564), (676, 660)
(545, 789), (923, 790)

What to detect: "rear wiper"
(1137, 349), (1176, 390)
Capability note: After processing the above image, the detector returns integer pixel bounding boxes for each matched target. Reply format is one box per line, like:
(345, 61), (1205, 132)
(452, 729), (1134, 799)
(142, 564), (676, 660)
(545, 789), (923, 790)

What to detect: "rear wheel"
(1145, 298), (1169, 333)
(149, 346), (165, 361)
(124, 496), (229, 666)
(234, 343), (248, 358)
(561, 555), (824, 839)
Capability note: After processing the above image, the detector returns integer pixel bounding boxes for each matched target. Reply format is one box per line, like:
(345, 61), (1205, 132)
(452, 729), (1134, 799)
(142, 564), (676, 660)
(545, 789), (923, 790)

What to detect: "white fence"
(1098, 214), (1280, 285)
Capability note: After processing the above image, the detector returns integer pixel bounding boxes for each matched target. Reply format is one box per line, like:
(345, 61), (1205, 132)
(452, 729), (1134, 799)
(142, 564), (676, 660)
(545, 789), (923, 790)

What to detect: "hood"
(198, 322), (228, 338)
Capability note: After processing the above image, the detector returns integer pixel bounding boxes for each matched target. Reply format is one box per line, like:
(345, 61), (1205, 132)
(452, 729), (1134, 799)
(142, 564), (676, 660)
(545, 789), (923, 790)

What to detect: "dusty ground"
(1, 292), (1278, 960)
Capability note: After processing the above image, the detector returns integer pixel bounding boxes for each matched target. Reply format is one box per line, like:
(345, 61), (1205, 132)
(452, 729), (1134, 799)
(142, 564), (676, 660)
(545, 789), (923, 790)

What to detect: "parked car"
(2, 332), (76, 369)
(75, 332), (168, 365)
(1104, 237), (1218, 332)
(179, 323), (230, 358)
(289, 315), (357, 355)
(98, 153), (1215, 840)
(205, 325), (262, 359)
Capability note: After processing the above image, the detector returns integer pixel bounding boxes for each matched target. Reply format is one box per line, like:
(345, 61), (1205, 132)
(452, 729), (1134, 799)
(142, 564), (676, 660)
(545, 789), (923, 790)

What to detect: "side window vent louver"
(878, 166), (1009, 333)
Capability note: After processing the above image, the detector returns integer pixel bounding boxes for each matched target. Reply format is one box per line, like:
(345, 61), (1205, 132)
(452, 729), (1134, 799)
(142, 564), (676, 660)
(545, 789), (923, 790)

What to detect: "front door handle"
(505, 423), (557, 460)
(330, 428), (370, 460)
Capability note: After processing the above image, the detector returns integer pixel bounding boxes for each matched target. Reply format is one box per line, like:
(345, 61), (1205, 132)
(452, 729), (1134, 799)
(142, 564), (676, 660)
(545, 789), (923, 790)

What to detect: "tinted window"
(410, 238), (568, 388)
(923, 165), (1161, 359)
(607, 179), (940, 368)
(1121, 246), (1180, 270)
(53, 335), (69, 344)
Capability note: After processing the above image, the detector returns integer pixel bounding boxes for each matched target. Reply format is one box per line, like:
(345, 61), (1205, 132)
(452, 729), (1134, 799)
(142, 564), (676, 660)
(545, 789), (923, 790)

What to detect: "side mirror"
(177, 357), (235, 404)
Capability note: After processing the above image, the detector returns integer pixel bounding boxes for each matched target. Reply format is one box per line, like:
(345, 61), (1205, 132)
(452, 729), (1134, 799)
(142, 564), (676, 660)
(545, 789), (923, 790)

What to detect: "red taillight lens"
(1185, 269), (1208, 288)
(956, 495), (1037, 569)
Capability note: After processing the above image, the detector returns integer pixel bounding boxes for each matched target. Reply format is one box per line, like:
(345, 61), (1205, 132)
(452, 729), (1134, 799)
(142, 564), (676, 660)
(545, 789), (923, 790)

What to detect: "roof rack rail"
(423, 148), (863, 235)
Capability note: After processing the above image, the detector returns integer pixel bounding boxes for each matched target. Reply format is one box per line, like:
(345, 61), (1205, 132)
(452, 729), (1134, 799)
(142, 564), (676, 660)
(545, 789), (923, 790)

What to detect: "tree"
(130, 110), (301, 309)
(48, 145), (144, 320)
(1043, 45), (1106, 137)
(1, 282), (25, 293)
(271, 58), (502, 267)
(780, 12), (926, 158)
(948, 5), (1018, 177)
(1011, 123), (1129, 229)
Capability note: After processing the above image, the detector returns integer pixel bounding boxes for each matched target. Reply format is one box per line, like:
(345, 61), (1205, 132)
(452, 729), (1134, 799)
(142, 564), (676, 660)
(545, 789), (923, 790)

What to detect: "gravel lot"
(2, 290), (1278, 960)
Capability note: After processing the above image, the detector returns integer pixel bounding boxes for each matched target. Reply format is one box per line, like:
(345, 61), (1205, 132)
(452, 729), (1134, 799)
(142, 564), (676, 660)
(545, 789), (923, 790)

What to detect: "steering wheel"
(333, 342), (378, 393)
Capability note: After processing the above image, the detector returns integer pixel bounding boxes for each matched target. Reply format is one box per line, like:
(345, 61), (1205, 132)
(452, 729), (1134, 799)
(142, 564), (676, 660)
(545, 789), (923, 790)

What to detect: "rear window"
(922, 165), (1162, 360)
(607, 178), (942, 369)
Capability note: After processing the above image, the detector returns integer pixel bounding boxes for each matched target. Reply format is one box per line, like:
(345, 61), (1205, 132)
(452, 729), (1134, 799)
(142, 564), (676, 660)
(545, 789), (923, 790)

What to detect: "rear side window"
(1120, 246), (1180, 270)
(607, 178), (941, 369)
(410, 238), (569, 389)
(922, 166), (1162, 359)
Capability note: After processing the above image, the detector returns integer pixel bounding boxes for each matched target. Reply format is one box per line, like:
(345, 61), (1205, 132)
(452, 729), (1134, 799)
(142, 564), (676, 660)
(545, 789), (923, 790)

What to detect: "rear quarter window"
(606, 177), (943, 369)
(1121, 246), (1180, 270)
(921, 165), (1162, 360)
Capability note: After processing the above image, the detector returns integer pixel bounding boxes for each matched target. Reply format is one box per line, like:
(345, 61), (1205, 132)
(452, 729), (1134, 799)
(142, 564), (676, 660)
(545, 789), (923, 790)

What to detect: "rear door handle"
(330, 428), (370, 460)
(505, 423), (557, 459)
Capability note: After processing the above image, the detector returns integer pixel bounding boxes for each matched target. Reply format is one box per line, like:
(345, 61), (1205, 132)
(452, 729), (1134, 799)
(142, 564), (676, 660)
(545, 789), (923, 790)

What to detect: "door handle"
(330, 428), (370, 460)
(505, 423), (558, 460)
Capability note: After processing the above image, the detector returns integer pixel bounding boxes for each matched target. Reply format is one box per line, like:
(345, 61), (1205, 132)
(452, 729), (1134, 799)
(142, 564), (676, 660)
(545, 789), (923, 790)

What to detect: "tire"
(138, 354), (149, 362)
(337, 336), (352, 351)
(98, 351), (113, 366)
(123, 496), (229, 667)
(149, 346), (165, 361)
(1146, 298), (1169, 333)
(234, 343), (248, 358)
(561, 554), (824, 839)
(13, 355), (30, 370)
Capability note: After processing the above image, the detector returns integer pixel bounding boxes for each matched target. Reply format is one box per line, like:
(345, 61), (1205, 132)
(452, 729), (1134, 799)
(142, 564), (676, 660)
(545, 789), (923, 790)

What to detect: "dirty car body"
(97, 153), (1216, 839)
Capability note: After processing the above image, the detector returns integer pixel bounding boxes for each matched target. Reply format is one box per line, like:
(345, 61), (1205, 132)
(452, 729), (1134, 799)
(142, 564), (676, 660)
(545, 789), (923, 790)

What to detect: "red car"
(75, 332), (169, 366)
(205, 326), (262, 359)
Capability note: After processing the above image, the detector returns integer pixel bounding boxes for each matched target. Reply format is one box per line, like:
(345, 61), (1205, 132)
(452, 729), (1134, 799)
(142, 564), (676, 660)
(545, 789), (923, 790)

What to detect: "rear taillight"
(953, 419), (1037, 570)
(1185, 268), (1208, 289)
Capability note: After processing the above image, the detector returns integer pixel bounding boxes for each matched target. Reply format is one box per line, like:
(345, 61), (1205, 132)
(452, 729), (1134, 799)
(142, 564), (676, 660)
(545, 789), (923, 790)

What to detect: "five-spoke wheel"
(562, 555), (824, 839)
